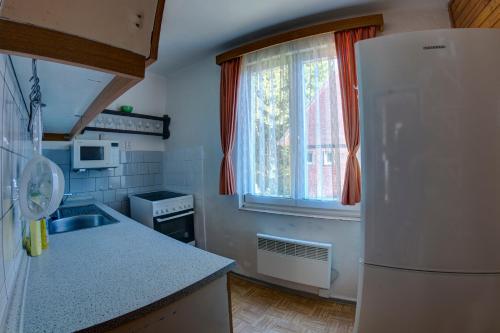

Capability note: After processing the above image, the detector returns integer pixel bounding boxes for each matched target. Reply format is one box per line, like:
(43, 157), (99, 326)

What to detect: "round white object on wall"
(19, 155), (65, 220)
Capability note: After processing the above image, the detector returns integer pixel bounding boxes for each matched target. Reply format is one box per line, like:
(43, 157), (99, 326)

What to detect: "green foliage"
(303, 58), (331, 108)
(249, 58), (333, 197)
(251, 65), (291, 197)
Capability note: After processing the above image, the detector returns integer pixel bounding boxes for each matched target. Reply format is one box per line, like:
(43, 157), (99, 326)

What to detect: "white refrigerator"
(354, 29), (500, 333)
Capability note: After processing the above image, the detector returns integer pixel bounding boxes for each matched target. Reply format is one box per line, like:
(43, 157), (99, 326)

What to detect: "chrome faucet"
(61, 193), (73, 205)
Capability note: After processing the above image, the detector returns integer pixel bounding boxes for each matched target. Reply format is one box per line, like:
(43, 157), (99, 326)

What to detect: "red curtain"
(219, 58), (241, 195)
(335, 26), (377, 205)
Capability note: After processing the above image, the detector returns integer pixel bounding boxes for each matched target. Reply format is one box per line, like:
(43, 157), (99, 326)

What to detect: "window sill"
(238, 201), (360, 222)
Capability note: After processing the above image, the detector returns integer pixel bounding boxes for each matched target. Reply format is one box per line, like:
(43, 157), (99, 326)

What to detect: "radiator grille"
(258, 236), (329, 262)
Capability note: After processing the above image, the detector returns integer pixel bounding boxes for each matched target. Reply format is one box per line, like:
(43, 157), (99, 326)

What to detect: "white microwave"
(72, 140), (120, 170)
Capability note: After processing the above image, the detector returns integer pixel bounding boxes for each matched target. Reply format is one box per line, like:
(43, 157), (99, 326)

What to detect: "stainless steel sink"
(49, 205), (119, 234)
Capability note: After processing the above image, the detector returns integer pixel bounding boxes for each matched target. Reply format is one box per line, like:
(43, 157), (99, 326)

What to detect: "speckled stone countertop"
(21, 201), (234, 332)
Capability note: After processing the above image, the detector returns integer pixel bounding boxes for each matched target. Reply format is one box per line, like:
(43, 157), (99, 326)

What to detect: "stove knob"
(165, 209), (169, 213)
(161, 209), (165, 214)
(155, 210), (159, 215)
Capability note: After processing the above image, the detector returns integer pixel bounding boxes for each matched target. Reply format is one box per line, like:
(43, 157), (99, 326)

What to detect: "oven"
(129, 191), (196, 246)
(153, 209), (194, 244)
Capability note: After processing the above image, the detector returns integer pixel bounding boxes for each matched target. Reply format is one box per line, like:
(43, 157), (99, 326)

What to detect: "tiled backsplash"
(0, 55), (34, 323)
(163, 146), (206, 249)
(43, 149), (164, 216)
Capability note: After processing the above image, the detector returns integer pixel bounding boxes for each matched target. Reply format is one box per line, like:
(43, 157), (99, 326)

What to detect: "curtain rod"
(215, 14), (384, 65)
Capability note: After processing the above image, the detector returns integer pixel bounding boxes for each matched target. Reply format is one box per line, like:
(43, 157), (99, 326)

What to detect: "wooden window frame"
(215, 14), (384, 65)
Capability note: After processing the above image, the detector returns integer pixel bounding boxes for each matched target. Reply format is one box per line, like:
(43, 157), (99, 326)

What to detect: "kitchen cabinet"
(109, 276), (232, 333)
(449, 0), (500, 28)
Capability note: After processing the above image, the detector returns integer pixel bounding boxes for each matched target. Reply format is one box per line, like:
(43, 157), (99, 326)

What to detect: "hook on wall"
(26, 59), (47, 153)
(27, 59), (46, 133)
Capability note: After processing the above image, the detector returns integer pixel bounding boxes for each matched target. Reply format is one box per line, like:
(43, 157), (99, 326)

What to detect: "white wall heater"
(256, 233), (332, 289)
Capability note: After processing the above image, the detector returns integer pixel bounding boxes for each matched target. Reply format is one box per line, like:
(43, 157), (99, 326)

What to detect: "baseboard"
(229, 271), (356, 305)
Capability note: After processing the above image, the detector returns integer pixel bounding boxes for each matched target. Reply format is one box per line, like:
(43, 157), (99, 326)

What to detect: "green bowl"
(120, 105), (134, 113)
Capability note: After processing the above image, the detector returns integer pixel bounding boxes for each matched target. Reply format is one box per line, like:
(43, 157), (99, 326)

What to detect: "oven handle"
(155, 211), (194, 223)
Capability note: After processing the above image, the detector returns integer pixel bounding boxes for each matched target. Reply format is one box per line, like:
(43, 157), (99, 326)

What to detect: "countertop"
(21, 201), (234, 332)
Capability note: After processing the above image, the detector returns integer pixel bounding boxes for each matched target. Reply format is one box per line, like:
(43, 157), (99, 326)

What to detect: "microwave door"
(80, 146), (105, 161)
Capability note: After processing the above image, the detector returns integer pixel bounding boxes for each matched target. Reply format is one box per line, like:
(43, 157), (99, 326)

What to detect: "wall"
(163, 2), (451, 301)
(162, 146), (207, 248)
(43, 149), (164, 216)
(0, 55), (34, 323)
(42, 70), (169, 152)
(42, 70), (169, 213)
(91, 70), (168, 151)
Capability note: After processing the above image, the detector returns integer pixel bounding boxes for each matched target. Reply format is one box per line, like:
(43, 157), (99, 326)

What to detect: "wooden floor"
(229, 275), (356, 333)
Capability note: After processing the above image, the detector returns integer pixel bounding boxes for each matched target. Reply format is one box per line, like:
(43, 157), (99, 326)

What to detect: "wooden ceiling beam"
(215, 14), (384, 65)
(69, 76), (141, 138)
(0, 19), (145, 79)
(43, 133), (70, 141)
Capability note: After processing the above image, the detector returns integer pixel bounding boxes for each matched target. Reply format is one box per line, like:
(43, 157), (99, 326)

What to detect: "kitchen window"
(307, 151), (314, 165)
(236, 33), (359, 219)
(323, 151), (333, 166)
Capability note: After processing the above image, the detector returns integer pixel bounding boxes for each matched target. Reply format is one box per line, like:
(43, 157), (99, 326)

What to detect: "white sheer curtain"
(237, 33), (346, 204)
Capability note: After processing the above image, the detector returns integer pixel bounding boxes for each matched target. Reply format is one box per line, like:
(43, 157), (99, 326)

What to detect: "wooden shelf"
(82, 109), (171, 139)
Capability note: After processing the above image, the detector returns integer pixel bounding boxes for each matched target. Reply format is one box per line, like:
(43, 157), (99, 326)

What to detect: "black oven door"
(153, 209), (194, 244)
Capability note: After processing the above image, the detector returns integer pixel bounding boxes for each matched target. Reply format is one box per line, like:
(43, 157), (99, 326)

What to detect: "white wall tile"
(2, 204), (23, 297)
(0, 76), (4, 148)
(43, 149), (164, 219)
(103, 190), (116, 203)
(0, 54), (6, 79)
(95, 177), (109, 191)
(163, 147), (207, 249)
(70, 178), (96, 193)
(0, 56), (32, 324)
(1, 150), (13, 215)
(108, 176), (121, 190)
(0, 208), (7, 318)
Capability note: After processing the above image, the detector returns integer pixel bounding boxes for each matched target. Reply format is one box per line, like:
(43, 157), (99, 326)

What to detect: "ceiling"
(148, 0), (445, 75)
(9, 0), (446, 134)
(11, 55), (113, 133)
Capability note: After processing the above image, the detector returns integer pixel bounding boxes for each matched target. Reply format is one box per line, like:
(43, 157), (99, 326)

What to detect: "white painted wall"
(43, 70), (168, 151)
(164, 3), (451, 300)
(109, 71), (168, 118)
(82, 70), (168, 151)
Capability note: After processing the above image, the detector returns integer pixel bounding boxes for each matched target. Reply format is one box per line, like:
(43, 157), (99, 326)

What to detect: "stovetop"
(134, 191), (188, 201)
